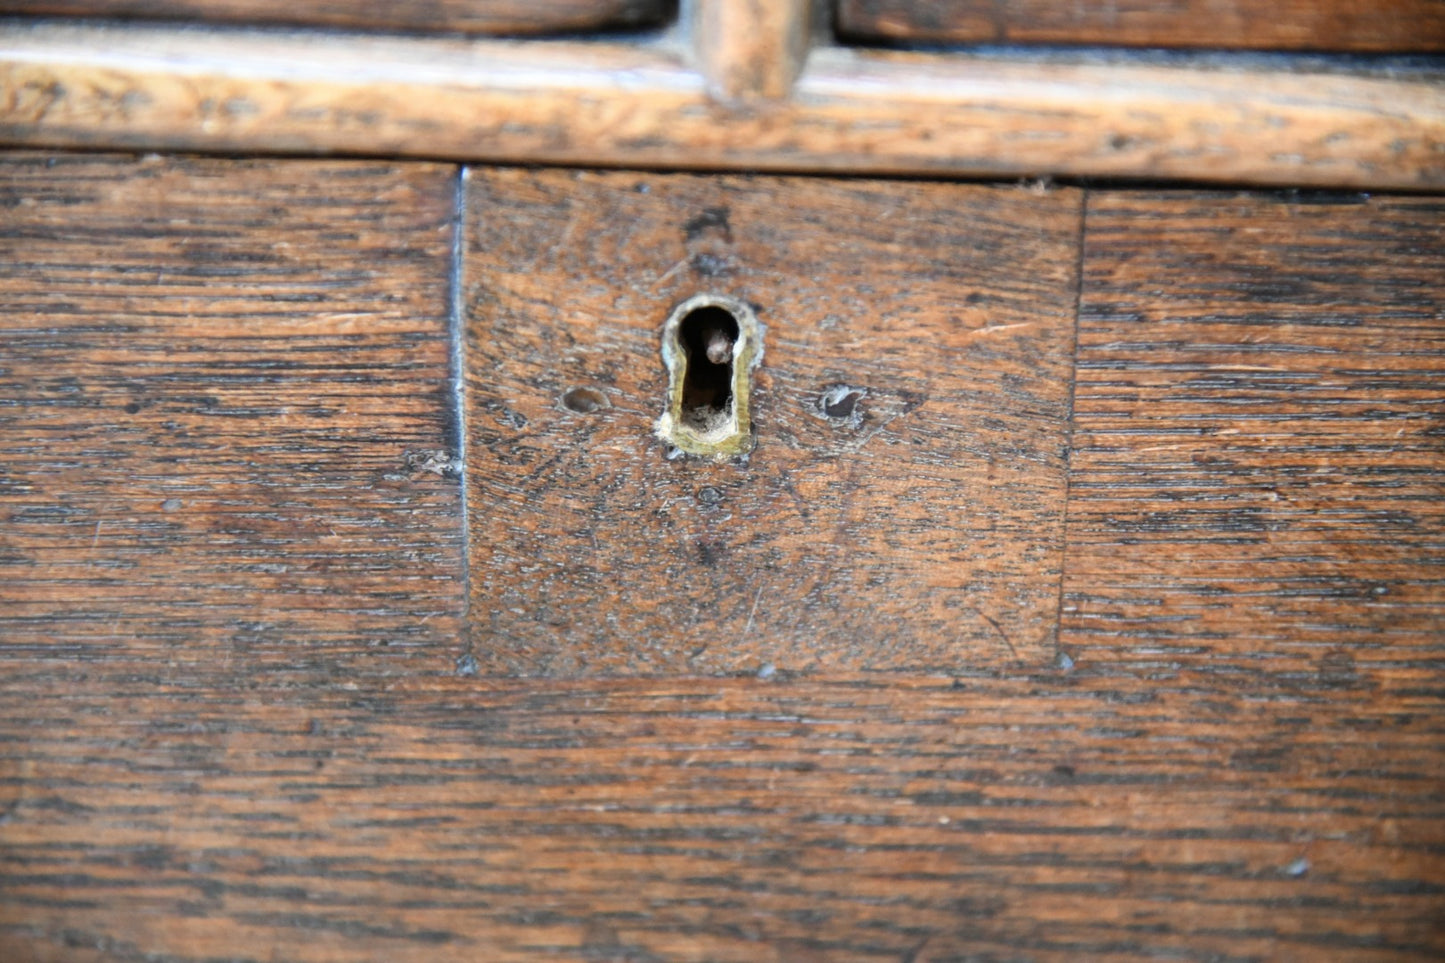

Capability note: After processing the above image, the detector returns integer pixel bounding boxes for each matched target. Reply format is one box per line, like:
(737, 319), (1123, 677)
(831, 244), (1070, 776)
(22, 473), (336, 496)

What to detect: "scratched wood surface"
(836, 0), (1445, 52)
(1, 154), (1443, 962)
(463, 168), (1081, 675)
(2, 672), (1443, 963)
(1061, 192), (1445, 680)
(0, 153), (465, 683)
(2, 0), (668, 35)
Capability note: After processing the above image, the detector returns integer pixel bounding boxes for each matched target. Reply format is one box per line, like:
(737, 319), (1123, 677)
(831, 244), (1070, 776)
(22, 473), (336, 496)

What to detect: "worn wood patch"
(0, 153), (464, 681)
(464, 169), (1081, 675)
(1061, 192), (1445, 677)
(1, 672), (1441, 961)
(836, 0), (1445, 52)
(4, 0), (668, 36)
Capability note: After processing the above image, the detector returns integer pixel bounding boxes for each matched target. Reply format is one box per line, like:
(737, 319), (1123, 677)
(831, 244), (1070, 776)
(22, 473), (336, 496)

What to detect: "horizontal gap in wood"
(835, 0), (1445, 54)
(0, 21), (1441, 188)
(1, 0), (673, 36)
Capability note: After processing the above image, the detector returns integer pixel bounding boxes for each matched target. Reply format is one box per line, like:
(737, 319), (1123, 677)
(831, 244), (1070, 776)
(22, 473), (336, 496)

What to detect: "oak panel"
(837, 0), (1445, 53)
(0, 153), (465, 682)
(2, 0), (668, 36)
(464, 169), (1081, 675)
(1061, 192), (1445, 676)
(2, 157), (1441, 963)
(3, 24), (1441, 191)
(1, 672), (1441, 961)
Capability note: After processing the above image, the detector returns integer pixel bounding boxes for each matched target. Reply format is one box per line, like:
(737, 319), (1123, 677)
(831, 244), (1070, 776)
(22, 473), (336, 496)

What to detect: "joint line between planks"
(448, 163), (476, 672)
(1052, 188), (1089, 667)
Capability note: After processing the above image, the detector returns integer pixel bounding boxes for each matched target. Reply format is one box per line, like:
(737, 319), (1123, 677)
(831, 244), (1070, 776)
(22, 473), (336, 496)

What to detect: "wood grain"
(1061, 192), (1445, 678)
(1, 0), (668, 36)
(837, 0), (1445, 53)
(1, 154), (1441, 962)
(463, 168), (1080, 675)
(0, 153), (465, 682)
(1, 22), (1441, 189)
(695, 0), (812, 101)
(1, 672), (1441, 961)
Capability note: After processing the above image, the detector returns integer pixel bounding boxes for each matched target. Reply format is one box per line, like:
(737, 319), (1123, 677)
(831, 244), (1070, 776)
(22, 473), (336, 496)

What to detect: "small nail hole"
(819, 384), (867, 420)
(561, 386), (610, 414)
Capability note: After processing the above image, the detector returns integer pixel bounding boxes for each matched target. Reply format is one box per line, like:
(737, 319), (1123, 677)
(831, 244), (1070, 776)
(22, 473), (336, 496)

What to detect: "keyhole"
(679, 306), (739, 429)
(655, 294), (762, 459)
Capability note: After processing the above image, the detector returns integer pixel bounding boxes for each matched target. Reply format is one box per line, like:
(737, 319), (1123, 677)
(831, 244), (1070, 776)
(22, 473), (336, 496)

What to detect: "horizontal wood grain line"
(0, 21), (1441, 188)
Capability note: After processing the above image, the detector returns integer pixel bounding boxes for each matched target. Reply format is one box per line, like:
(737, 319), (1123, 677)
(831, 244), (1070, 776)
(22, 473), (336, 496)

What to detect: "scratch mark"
(972, 606), (1018, 658)
(743, 584), (764, 642)
(548, 208), (581, 261)
(968, 322), (1037, 338)
(654, 257), (689, 287)
(852, 405), (917, 451)
(901, 934), (936, 963)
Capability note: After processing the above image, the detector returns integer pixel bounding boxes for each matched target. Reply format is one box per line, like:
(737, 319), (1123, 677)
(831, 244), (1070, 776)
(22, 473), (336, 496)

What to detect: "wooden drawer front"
(837, 0), (1445, 52)
(2, 152), (1443, 963)
(0, 0), (670, 36)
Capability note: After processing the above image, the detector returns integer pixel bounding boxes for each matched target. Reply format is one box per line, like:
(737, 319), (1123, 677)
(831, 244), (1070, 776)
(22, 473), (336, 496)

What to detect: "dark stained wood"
(2, 0), (669, 36)
(0, 153), (465, 682)
(1, 672), (1442, 961)
(463, 169), (1081, 675)
(1061, 192), (1445, 677)
(836, 0), (1445, 53)
(1, 154), (1443, 962)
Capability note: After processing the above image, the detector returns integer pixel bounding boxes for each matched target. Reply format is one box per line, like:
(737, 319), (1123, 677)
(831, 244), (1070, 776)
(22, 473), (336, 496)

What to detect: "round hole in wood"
(561, 386), (610, 414)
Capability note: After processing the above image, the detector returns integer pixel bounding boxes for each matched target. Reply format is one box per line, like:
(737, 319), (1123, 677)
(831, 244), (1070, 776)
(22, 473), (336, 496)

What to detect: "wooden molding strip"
(694, 0), (813, 102)
(0, 20), (1441, 188)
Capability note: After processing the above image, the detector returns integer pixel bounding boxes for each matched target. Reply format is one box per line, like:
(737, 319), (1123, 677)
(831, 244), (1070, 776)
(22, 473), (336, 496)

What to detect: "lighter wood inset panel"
(1062, 193), (1445, 676)
(464, 170), (1081, 675)
(0, 154), (464, 680)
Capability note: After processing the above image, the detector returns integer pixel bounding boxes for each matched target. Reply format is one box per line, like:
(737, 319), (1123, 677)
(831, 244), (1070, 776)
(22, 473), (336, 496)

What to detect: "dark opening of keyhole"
(679, 306), (738, 425)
